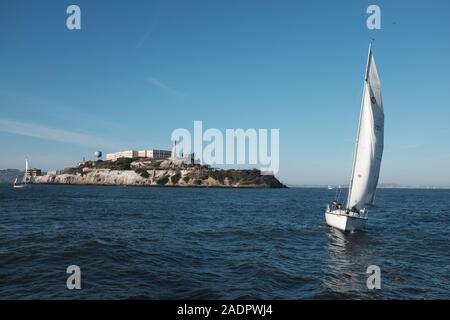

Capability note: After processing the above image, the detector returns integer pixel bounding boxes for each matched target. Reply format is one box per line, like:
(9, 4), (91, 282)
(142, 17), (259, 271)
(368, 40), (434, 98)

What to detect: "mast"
(346, 42), (373, 209)
(25, 158), (29, 184)
(365, 41), (373, 81)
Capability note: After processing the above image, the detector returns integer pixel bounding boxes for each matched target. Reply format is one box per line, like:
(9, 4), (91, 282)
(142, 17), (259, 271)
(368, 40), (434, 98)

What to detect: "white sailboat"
(13, 158), (30, 189)
(325, 43), (384, 232)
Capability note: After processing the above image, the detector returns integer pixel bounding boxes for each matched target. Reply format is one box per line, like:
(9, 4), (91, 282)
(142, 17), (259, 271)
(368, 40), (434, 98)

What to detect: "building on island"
(171, 140), (177, 160)
(182, 153), (199, 165)
(106, 149), (171, 161)
(26, 168), (42, 178)
(140, 149), (172, 159)
(170, 140), (200, 165)
(106, 150), (138, 161)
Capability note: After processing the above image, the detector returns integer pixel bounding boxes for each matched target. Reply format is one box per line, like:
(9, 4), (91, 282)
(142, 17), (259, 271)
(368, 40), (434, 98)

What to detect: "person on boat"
(330, 201), (338, 211)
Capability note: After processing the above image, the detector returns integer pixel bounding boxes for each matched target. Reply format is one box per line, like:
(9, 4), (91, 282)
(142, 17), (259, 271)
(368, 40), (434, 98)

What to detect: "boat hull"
(13, 184), (29, 189)
(325, 209), (367, 232)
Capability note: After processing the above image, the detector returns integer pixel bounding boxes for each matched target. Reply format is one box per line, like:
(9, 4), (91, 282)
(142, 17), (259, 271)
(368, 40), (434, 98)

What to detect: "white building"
(171, 140), (177, 160)
(106, 150), (138, 161)
(106, 149), (171, 161)
(25, 168), (42, 178)
(141, 149), (172, 159)
(154, 149), (172, 158)
(182, 153), (199, 165)
(138, 150), (147, 158)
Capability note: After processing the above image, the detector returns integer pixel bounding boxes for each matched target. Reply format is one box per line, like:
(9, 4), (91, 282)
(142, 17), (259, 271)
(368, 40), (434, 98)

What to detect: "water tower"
(94, 151), (102, 161)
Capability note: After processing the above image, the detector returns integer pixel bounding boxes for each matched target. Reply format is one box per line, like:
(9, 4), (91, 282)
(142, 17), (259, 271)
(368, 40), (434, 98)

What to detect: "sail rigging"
(347, 44), (384, 211)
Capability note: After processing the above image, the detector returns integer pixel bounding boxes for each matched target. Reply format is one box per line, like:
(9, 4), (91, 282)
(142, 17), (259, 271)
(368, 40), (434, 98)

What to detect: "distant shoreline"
(2, 182), (449, 190)
(287, 185), (450, 190)
(16, 182), (283, 189)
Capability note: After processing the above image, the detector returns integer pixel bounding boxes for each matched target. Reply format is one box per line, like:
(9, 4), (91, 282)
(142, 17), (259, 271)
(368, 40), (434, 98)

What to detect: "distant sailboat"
(13, 158), (31, 189)
(325, 43), (384, 232)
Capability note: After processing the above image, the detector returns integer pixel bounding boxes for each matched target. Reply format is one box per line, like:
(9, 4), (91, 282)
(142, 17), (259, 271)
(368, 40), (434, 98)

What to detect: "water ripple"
(0, 185), (449, 299)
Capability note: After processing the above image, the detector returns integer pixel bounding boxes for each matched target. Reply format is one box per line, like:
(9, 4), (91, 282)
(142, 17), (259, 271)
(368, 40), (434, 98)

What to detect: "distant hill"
(0, 169), (22, 183)
(288, 184), (450, 189)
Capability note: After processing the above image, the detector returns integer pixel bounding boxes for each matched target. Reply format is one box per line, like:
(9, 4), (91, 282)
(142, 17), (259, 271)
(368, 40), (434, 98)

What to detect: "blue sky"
(0, 0), (449, 186)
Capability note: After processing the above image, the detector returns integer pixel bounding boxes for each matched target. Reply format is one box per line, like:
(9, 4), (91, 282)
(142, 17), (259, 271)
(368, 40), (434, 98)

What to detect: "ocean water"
(0, 184), (449, 299)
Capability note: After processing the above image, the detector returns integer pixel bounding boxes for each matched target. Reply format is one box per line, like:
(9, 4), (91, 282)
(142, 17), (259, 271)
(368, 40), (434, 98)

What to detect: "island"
(34, 157), (286, 188)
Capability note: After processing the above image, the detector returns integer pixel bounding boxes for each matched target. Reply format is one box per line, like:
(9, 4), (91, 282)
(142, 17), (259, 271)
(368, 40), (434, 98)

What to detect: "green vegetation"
(182, 168), (285, 187)
(92, 158), (133, 170)
(209, 170), (227, 183)
(140, 170), (150, 178)
(171, 173), (181, 184)
(62, 167), (83, 175)
(157, 176), (169, 185)
(151, 160), (162, 169)
(133, 167), (150, 178)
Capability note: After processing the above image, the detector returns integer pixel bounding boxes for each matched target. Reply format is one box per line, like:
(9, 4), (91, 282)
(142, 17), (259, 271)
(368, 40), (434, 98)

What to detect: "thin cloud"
(134, 20), (158, 50)
(0, 119), (115, 148)
(147, 77), (186, 99)
(0, 90), (125, 131)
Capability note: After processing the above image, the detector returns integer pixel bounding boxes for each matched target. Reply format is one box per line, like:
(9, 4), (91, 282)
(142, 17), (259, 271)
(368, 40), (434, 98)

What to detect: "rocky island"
(34, 158), (286, 188)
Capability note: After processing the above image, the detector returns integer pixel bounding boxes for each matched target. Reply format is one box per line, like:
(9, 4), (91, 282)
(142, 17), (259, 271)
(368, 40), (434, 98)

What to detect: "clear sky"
(0, 0), (449, 186)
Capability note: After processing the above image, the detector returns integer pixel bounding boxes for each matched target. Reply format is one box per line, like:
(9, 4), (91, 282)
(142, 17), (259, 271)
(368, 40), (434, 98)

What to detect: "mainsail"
(347, 44), (384, 211)
(24, 158), (29, 184)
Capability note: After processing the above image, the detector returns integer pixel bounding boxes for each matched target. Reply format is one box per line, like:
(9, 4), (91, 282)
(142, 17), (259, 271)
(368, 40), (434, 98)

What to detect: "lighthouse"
(171, 140), (177, 160)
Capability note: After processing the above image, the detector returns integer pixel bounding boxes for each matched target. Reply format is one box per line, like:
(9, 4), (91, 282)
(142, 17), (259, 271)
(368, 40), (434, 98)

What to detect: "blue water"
(0, 184), (449, 299)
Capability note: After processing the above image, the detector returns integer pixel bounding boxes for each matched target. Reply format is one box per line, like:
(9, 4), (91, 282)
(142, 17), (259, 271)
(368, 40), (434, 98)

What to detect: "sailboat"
(13, 158), (31, 189)
(325, 43), (384, 232)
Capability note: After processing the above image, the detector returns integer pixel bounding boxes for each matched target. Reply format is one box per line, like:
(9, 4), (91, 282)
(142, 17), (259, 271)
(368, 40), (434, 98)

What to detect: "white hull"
(325, 209), (367, 232)
(13, 184), (28, 189)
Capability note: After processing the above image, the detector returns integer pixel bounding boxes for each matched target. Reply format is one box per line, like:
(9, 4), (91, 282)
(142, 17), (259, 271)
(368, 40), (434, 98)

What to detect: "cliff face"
(34, 164), (286, 188)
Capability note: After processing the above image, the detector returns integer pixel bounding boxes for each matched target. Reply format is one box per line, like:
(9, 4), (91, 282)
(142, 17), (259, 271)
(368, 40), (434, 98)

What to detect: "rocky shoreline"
(34, 158), (286, 188)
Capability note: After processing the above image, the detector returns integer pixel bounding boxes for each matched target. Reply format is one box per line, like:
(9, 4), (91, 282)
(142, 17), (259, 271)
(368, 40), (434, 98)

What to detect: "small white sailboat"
(13, 177), (24, 188)
(325, 43), (384, 232)
(13, 158), (31, 189)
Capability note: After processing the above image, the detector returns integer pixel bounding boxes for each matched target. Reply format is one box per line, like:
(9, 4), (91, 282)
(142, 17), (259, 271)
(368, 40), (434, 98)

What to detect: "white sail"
(24, 158), (29, 184)
(347, 45), (384, 211)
